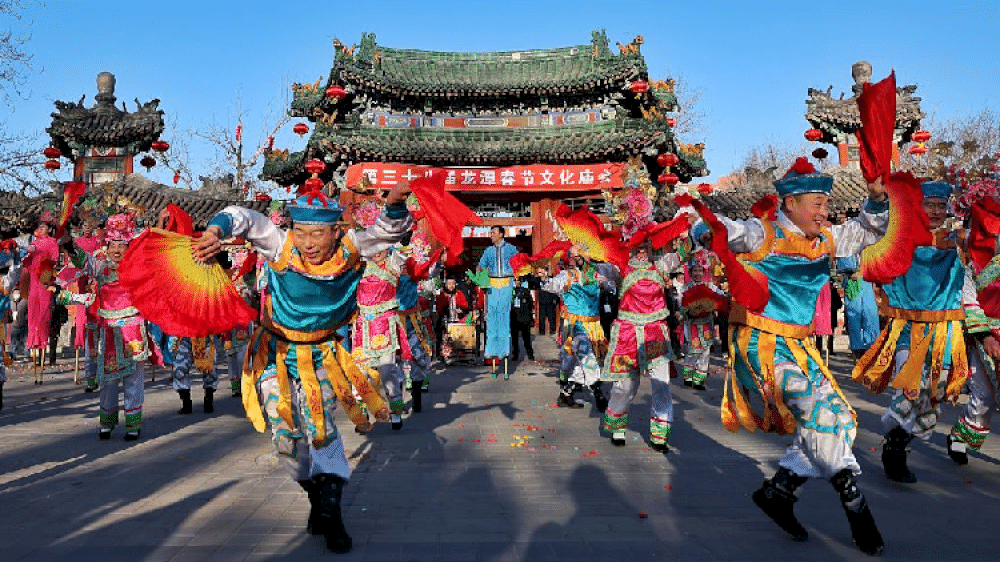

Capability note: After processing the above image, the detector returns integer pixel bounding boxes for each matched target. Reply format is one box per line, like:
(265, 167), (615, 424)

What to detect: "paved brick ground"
(1, 335), (998, 561)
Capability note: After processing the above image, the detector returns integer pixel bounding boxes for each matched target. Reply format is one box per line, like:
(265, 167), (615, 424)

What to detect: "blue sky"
(5, 0), (999, 188)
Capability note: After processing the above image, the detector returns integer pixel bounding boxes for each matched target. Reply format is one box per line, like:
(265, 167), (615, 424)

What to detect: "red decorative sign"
(346, 162), (625, 192)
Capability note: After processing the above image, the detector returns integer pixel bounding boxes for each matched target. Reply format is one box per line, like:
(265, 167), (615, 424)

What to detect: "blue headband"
(287, 193), (344, 225)
(692, 222), (709, 242)
(921, 181), (952, 200)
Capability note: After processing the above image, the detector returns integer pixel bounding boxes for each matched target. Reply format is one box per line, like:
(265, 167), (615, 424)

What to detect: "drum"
(447, 322), (477, 351)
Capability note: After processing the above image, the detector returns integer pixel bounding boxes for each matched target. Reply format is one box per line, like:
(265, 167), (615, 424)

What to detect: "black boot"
(557, 382), (583, 408)
(411, 381), (423, 413)
(752, 467), (809, 542)
(313, 474), (352, 553)
(946, 434), (969, 466)
(299, 479), (325, 535)
(830, 469), (884, 556)
(881, 426), (916, 483)
(591, 382), (608, 413)
(204, 388), (215, 414)
(177, 389), (193, 414)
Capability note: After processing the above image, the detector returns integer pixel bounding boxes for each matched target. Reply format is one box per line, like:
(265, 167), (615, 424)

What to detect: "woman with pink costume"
(23, 214), (60, 383)
(58, 213), (163, 441)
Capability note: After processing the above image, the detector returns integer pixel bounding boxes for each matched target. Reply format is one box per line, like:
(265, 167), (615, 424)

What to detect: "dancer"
(544, 246), (611, 411)
(708, 159), (889, 555)
(24, 215), (60, 383)
(678, 250), (725, 390)
(0, 243), (24, 410)
(602, 232), (680, 451)
(59, 213), (162, 441)
(852, 180), (974, 482)
(948, 178), (1000, 465)
(396, 245), (443, 412)
(197, 186), (412, 553)
(477, 226), (518, 376)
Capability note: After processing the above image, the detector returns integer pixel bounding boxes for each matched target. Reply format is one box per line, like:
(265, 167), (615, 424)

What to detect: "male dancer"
(477, 226), (519, 375)
(396, 246), (442, 412)
(852, 180), (976, 482)
(197, 187), (412, 553)
(543, 246), (610, 411)
(679, 252), (724, 390)
(713, 159), (889, 555)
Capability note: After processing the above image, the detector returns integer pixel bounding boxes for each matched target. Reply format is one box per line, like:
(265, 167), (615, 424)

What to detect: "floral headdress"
(104, 212), (138, 243)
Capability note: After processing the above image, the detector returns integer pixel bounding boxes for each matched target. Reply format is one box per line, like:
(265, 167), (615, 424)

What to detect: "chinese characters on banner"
(346, 162), (626, 192)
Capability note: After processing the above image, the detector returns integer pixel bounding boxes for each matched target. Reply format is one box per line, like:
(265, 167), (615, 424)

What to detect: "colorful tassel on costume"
(119, 228), (257, 337)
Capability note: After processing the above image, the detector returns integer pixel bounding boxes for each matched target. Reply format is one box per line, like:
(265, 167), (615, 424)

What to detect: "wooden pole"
(74, 348), (80, 384)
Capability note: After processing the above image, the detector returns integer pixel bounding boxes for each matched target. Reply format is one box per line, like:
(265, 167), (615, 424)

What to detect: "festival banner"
(346, 162), (625, 192)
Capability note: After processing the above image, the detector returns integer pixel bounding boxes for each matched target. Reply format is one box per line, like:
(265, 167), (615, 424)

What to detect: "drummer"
(435, 277), (470, 358)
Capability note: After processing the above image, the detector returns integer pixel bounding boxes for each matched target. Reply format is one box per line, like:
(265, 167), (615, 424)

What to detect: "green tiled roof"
(332, 32), (646, 98)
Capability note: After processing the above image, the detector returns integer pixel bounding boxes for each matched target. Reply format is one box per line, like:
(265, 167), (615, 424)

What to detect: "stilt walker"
(0, 241), (24, 411)
(24, 215), (60, 385)
(193, 186), (412, 553)
(477, 226), (519, 378)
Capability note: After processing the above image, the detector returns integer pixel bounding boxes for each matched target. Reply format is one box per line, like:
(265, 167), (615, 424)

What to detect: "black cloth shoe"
(830, 469), (884, 556)
(99, 428), (112, 440)
(650, 442), (669, 454)
(123, 430), (141, 442)
(693, 382), (706, 391)
(946, 434), (969, 466)
(313, 474), (352, 553)
(299, 479), (324, 535)
(610, 431), (626, 446)
(752, 468), (809, 542)
(177, 389), (193, 415)
(411, 383), (423, 413)
(881, 427), (916, 483)
(203, 388), (215, 414)
(591, 383), (608, 413)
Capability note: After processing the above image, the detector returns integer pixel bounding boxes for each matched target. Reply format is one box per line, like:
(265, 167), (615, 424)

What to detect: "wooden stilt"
(74, 348), (81, 384)
(825, 347), (830, 366)
(504, 357), (509, 380)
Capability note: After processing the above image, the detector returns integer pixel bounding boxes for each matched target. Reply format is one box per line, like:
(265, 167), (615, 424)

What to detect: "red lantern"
(140, 155), (156, 170)
(43, 147), (61, 159)
(665, 117), (677, 128)
(44, 159), (61, 170)
(657, 172), (679, 186)
(629, 80), (650, 95)
(804, 128), (823, 142)
(909, 145), (927, 156)
(303, 177), (324, 192)
(911, 130), (932, 143)
(812, 147), (829, 160)
(293, 122), (310, 136)
(304, 159), (327, 175)
(173, 170), (181, 184)
(657, 152), (680, 168)
(325, 85), (347, 99)
(697, 183), (713, 195)
(151, 140), (170, 153)
(255, 193), (272, 202)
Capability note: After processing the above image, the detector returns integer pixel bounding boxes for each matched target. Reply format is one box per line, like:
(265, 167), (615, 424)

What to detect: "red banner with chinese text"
(346, 162), (625, 192)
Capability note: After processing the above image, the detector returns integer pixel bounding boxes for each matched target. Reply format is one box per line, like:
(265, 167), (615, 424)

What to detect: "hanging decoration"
(804, 128), (823, 142)
(293, 122), (309, 136)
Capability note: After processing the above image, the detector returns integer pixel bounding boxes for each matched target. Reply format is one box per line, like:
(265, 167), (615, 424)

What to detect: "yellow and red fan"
(34, 258), (56, 285)
(630, 214), (693, 251)
(555, 204), (628, 268)
(750, 194), (778, 221)
(675, 193), (769, 313)
(54, 181), (87, 239)
(682, 284), (729, 319)
(119, 228), (257, 337)
(509, 253), (533, 279)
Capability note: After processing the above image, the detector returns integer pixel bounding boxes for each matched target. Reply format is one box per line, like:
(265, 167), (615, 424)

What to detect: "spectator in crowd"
(534, 267), (559, 335)
(510, 275), (535, 361)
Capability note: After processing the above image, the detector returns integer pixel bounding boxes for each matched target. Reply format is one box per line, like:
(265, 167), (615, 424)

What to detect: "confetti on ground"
(664, 485), (673, 490)
(868, 447), (877, 451)
(473, 439), (481, 443)
(638, 512), (649, 519)
(582, 450), (600, 458)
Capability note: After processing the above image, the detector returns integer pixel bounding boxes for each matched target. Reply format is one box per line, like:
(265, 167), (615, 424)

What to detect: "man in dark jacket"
(510, 276), (535, 361)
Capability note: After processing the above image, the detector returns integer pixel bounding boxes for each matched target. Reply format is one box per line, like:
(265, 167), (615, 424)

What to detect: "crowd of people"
(3, 155), (1000, 558)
